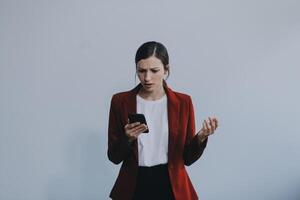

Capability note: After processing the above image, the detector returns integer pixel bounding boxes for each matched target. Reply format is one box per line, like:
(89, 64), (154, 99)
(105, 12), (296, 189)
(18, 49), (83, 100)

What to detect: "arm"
(107, 95), (134, 165)
(183, 96), (208, 166)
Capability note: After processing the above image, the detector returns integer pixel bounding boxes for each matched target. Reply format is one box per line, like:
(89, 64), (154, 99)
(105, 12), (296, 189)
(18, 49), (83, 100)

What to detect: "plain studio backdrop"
(1, 0), (299, 199)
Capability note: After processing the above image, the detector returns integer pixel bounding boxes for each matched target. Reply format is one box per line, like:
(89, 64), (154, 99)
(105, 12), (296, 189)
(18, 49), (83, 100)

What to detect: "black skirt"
(132, 163), (175, 200)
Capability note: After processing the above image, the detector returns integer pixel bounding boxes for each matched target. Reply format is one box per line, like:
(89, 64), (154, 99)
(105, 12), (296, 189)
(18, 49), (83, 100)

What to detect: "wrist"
(197, 131), (207, 143)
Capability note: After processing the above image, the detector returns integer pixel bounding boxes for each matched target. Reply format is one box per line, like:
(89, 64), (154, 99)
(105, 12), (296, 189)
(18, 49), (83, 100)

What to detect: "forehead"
(136, 56), (164, 68)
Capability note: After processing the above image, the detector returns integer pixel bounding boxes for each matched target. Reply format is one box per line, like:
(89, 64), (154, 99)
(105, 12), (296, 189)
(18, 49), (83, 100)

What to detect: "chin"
(142, 86), (154, 91)
(143, 87), (153, 91)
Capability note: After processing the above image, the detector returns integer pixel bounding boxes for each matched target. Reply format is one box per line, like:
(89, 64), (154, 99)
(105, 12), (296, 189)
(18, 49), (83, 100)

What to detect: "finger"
(124, 123), (134, 131)
(207, 118), (215, 134)
(130, 124), (147, 134)
(202, 121), (207, 131)
(128, 122), (141, 129)
(135, 127), (148, 137)
(209, 117), (216, 130)
(126, 130), (137, 139)
(212, 117), (217, 131)
(128, 125), (143, 134)
(132, 125), (148, 137)
(214, 118), (218, 129)
(203, 121), (209, 135)
(205, 119), (211, 131)
(212, 117), (218, 133)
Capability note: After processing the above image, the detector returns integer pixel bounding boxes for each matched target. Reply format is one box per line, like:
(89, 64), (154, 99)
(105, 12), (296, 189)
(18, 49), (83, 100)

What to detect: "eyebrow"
(137, 67), (160, 70)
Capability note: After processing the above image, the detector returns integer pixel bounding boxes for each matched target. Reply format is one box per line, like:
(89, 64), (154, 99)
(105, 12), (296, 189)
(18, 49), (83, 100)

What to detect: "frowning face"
(136, 56), (167, 93)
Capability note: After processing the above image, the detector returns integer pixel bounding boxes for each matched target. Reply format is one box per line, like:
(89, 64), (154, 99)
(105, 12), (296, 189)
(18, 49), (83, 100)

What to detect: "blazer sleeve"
(183, 96), (208, 166)
(107, 95), (134, 165)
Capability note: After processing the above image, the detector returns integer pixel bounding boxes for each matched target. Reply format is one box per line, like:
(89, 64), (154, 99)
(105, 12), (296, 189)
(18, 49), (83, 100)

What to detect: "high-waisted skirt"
(132, 163), (175, 200)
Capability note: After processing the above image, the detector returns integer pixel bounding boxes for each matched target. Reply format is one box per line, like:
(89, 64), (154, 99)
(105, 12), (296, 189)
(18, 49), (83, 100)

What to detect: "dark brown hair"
(135, 41), (170, 85)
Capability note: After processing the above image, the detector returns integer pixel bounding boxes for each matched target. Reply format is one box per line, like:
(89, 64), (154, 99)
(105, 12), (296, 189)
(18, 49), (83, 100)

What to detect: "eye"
(151, 69), (159, 73)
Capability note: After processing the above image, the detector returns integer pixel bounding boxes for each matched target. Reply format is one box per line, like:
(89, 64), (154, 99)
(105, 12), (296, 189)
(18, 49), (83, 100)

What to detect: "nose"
(144, 71), (151, 82)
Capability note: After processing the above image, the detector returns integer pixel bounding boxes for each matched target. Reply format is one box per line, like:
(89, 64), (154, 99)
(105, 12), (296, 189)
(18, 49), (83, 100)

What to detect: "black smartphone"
(128, 113), (149, 133)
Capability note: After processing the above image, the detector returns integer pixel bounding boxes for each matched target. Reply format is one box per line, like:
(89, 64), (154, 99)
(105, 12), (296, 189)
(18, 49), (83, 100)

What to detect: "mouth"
(144, 83), (154, 87)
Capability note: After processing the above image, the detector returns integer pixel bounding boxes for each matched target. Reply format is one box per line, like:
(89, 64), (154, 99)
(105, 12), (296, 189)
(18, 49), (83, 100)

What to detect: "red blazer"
(107, 83), (208, 200)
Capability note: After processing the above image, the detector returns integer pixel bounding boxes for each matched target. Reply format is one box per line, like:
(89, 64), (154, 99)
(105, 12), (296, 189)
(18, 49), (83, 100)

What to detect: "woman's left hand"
(197, 117), (218, 142)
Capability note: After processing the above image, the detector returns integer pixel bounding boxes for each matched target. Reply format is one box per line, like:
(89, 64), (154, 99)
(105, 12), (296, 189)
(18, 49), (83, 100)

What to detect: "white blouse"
(136, 94), (169, 167)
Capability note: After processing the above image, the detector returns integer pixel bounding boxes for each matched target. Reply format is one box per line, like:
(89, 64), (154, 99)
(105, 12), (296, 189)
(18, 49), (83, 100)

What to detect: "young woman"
(107, 41), (218, 200)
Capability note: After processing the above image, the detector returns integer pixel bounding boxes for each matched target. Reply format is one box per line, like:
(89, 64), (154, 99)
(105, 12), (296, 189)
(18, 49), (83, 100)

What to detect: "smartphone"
(128, 113), (149, 133)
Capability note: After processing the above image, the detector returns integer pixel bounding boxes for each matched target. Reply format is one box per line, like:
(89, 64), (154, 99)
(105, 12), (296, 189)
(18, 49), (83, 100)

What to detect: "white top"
(136, 94), (169, 167)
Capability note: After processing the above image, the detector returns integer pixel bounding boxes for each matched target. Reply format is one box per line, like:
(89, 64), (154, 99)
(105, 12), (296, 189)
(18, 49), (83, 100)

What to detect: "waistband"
(138, 163), (168, 172)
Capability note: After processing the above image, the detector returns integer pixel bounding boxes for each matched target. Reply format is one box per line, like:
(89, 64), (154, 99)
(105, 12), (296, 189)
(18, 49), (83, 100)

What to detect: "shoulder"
(174, 91), (191, 100)
(169, 89), (193, 103)
(110, 90), (132, 105)
(167, 87), (194, 110)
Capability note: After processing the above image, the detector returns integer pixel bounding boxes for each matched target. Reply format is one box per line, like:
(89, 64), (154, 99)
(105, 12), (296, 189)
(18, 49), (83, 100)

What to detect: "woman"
(107, 41), (218, 200)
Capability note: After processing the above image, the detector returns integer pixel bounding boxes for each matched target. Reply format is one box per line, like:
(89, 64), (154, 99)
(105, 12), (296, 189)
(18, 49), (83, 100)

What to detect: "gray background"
(1, 0), (299, 199)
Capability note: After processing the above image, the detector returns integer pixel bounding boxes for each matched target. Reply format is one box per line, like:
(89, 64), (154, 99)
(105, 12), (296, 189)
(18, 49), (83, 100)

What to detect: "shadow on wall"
(47, 129), (113, 200)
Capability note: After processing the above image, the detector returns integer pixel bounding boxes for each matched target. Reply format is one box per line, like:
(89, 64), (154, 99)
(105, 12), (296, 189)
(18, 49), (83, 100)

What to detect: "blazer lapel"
(164, 85), (180, 158)
(124, 84), (142, 163)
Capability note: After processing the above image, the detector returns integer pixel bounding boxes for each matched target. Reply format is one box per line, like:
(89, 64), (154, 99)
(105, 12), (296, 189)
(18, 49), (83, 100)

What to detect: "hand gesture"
(124, 119), (148, 142)
(198, 117), (218, 142)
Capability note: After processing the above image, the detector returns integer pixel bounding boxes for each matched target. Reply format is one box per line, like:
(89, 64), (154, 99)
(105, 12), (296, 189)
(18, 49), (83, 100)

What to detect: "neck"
(138, 84), (166, 100)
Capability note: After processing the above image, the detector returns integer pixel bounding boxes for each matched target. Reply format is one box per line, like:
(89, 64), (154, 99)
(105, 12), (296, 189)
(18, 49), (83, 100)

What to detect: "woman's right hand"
(124, 120), (148, 142)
